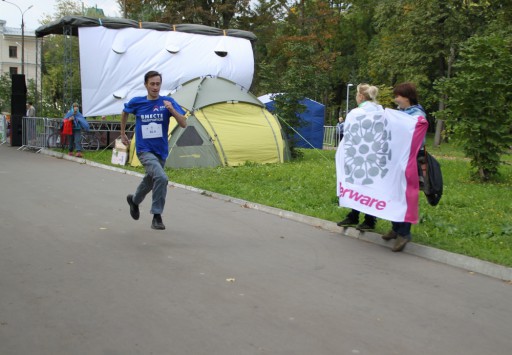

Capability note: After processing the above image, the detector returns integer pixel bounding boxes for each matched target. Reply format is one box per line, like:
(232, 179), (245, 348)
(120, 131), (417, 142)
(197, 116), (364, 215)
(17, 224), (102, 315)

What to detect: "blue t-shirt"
(123, 95), (185, 161)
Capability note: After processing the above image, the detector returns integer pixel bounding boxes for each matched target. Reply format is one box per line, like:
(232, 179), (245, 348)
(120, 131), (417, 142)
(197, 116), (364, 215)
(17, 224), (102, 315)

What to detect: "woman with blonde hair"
(337, 83), (383, 231)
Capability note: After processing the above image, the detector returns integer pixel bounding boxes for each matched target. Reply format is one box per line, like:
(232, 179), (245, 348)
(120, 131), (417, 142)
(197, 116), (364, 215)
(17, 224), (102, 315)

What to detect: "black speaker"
(11, 74), (27, 116)
(11, 94), (26, 116)
(11, 74), (27, 95)
(10, 115), (23, 146)
(10, 75), (26, 146)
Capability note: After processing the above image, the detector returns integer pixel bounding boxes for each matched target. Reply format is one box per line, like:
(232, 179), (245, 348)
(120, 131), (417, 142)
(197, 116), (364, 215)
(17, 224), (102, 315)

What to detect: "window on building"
(9, 46), (18, 58)
(10, 67), (18, 76)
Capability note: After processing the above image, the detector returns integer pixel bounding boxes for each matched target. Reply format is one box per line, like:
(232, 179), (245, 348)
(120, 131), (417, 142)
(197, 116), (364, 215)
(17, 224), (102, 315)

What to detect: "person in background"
(64, 102), (85, 158)
(337, 83), (382, 231)
(121, 71), (187, 230)
(381, 82), (427, 252)
(26, 102), (36, 117)
(336, 116), (345, 143)
(25, 102), (37, 143)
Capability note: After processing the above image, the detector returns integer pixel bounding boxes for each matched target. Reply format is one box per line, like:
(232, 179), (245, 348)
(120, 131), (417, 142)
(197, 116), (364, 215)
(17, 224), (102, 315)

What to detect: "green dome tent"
(129, 76), (290, 168)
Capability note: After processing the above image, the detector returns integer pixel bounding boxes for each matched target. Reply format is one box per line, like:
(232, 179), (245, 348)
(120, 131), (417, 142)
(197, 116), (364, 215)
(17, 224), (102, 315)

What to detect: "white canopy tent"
(35, 16), (257, 116)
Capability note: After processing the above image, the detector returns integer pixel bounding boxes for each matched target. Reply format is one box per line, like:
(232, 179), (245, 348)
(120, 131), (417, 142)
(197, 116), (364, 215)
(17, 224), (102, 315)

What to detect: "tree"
(0, 73), (12, 113)
(435, 31), (512, 180)
(365, 0), (496, 145)
(119, 0), (250, 28)
(256, 1), (342, 154)
(39, 0), (96, 116)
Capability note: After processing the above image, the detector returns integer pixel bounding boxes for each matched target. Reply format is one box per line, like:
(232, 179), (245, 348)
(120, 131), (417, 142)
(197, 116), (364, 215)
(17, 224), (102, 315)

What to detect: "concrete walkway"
(1, 144), (511, 355)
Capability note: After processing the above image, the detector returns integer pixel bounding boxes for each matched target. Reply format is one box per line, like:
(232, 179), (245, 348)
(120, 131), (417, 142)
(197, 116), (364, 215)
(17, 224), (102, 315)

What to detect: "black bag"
(422, 150), (443, 206)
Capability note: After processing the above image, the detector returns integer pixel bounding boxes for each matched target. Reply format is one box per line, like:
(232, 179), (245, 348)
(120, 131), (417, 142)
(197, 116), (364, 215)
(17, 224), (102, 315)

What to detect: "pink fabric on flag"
(403, 116), (428, 222)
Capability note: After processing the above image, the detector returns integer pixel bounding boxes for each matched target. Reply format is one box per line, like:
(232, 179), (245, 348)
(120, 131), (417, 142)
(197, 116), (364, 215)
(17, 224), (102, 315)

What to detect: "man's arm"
(120, 111), (130, 146)
(163, 100), (187, 128)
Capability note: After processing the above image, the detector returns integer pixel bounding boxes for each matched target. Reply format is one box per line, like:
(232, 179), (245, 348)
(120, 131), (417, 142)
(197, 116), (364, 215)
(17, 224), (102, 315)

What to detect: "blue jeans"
(133, 152), (168, 215)
(69, 129), (82, 152)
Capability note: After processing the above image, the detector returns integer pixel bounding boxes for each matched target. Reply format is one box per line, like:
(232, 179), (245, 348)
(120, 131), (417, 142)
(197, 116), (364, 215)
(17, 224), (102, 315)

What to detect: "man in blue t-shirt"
(120, 70), (187, 230)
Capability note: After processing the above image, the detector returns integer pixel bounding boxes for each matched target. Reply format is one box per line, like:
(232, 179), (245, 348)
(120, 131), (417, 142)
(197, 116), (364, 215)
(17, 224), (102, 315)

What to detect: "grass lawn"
(79, 134), (512, 267)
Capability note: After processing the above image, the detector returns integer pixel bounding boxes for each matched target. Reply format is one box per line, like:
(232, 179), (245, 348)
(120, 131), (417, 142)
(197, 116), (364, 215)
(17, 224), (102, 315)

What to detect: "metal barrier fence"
(323, 126), (343, 149)
(20, 117), (55, 151)
(17, 116), (342, 151)
(18, 117), (135, 152)
(0, 115), (7, 145)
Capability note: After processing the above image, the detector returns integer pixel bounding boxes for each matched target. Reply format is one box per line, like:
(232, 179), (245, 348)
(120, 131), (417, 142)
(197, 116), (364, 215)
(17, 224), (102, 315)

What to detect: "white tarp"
(336, 108), (428, 223)
(78, 27), (254, 116)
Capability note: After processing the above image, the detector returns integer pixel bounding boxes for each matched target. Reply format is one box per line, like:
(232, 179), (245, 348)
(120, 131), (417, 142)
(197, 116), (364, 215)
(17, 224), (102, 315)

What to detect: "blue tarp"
(258, 95), (325, 149)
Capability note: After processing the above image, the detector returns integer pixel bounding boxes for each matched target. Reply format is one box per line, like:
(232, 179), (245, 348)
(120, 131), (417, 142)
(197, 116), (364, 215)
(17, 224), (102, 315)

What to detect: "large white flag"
(336, 108), (428, 223)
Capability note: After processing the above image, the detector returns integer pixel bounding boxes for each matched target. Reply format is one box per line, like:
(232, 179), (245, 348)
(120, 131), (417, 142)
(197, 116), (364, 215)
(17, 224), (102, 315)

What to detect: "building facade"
(0, 19), (42, 93)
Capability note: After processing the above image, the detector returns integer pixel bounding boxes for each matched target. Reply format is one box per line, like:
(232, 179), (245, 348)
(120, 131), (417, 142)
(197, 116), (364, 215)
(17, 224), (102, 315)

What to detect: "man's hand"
(163, 100), (175, 112)
(163, 100), (187, 128)
(120, 133), (130, 146)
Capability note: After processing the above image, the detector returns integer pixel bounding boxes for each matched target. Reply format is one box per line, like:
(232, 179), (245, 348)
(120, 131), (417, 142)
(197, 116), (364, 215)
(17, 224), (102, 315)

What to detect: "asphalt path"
(1, 144), (511, 355)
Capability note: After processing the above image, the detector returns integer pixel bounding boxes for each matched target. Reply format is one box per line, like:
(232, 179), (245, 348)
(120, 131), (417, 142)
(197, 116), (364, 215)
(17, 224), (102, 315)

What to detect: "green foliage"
(435, 32), (512, 180)
(0, 73), (12, 113)
(256, 1), (341, 155)
(40, 0), (83, 116)
(260, 40), (322, 157)
(366, 0), (476, 110)
(121, 0), (249, 28)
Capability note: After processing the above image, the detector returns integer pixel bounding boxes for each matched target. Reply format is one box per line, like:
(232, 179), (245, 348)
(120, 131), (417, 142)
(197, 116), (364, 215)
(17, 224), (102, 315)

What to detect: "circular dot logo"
(343, 113), (392, 185)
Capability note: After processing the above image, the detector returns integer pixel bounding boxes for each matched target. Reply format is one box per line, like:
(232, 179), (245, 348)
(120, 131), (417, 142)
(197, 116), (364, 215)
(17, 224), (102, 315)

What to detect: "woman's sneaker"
(392, 235), (411, 252)
(381, 230), (398, 241)
(356, 222), (375, 231)
(337, 217), (358, 227)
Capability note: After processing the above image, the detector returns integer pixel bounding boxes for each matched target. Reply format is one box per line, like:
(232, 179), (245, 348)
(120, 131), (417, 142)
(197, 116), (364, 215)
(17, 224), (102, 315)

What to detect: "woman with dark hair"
(381, 82), (427, 252)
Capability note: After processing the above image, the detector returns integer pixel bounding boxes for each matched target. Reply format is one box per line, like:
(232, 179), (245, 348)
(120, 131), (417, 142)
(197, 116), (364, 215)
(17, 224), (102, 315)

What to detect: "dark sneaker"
(337, 217), (358, 227)
(392, 235), (410, 252)
(151, 214), (165, 230)
(382, 230), (398, 241)
(126, 194), (139, 220)
(356, 222), (375, 231)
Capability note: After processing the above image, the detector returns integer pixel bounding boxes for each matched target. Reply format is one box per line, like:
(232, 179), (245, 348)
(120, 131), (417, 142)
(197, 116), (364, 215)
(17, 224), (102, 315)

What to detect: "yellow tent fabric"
(197, 103), (285, 166)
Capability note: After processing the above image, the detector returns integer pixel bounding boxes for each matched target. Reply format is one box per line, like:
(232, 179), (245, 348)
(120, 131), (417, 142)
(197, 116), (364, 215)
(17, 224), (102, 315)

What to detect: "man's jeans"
(133, 152), (168, 215)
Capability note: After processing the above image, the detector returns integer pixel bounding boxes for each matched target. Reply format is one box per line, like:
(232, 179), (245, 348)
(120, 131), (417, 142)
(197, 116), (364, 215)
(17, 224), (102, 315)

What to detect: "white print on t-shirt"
(142, 122), (163, 139)
(140, 113), (164, 122)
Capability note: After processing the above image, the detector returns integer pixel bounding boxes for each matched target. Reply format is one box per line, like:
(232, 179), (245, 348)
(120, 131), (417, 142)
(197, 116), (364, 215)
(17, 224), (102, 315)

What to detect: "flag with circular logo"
(336, 108), (428, 223)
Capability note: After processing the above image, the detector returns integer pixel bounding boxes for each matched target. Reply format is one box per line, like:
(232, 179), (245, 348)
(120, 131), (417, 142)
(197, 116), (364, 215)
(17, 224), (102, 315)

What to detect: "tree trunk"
(434, 119), (444, 147)
(434, 45), (456, 147)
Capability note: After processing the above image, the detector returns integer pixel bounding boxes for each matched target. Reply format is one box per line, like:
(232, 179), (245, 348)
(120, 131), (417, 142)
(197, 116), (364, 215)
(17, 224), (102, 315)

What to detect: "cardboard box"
(111, 138), (129, 165)
(111, 148), (128, 165)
